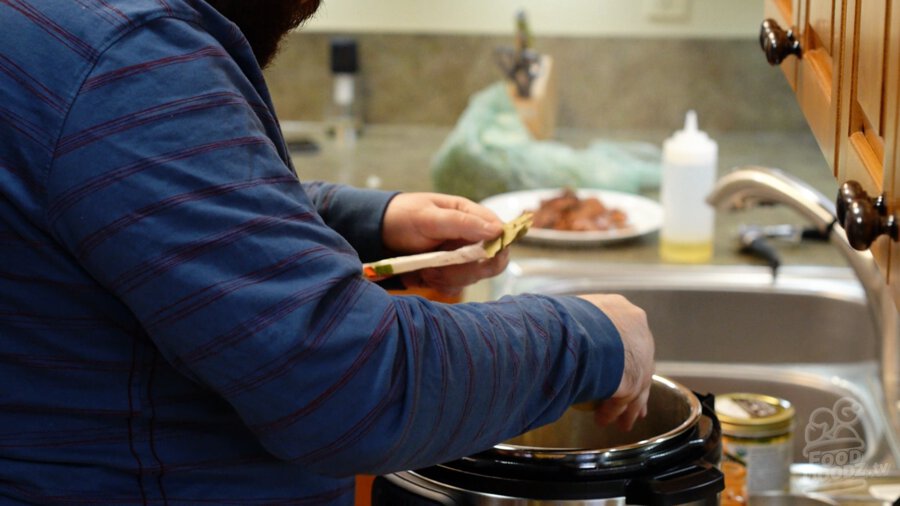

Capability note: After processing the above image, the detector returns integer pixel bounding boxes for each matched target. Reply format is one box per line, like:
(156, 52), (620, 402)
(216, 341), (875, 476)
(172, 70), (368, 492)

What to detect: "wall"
(263, 1), (808, 134)
(265, 32), (807, 134)
(301, 0), (762, 39)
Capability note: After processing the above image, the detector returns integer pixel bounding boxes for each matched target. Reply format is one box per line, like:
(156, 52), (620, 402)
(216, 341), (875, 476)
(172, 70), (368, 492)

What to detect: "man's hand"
(382, 193), (509, 296)
(577, 294), (656, 432)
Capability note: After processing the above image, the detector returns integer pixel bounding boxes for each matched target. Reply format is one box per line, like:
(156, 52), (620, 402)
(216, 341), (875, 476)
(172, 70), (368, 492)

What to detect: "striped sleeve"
(45, 16), (624, 477)
(301, 181), (399, 262)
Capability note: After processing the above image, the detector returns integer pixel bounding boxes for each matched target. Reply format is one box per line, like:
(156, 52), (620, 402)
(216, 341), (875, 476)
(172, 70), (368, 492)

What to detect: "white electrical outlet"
(644, 0), (691, 22)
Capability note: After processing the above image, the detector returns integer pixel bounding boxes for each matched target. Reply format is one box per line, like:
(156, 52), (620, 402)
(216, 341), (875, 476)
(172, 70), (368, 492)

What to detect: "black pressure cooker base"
(374, 461), (723, 505)
(372, 393), (724, 506)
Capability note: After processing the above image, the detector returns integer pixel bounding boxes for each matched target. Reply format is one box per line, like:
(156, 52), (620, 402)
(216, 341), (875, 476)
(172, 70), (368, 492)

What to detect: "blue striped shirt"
(0, 0), (624, 503)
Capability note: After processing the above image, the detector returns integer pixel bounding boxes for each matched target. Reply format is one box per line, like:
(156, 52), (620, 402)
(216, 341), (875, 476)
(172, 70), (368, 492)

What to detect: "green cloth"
(431, 82), (661, 202)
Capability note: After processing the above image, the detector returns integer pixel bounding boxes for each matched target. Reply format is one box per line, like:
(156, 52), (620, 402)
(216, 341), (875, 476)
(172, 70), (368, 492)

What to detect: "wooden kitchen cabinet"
(764, 0), (842, 172)
(798, 0), (843, 172)
(883, 3), (900, 307)
(763, 0), (900, 306)
(837, 0), (896, 296)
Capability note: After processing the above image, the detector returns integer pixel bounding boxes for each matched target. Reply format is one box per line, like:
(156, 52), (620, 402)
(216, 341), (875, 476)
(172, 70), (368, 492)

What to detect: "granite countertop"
(287, 122), (849, 300)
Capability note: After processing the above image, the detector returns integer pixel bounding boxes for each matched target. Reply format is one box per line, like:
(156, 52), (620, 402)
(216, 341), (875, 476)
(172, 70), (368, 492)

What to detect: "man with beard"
(0, 1), (654, 504)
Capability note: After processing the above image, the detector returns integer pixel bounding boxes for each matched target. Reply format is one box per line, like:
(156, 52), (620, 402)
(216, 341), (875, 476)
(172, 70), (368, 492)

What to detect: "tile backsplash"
(265, 32), (807, 134)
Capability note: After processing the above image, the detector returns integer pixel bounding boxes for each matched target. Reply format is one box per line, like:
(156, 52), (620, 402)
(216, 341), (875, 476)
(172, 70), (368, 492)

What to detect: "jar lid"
(715, 393), (795, 437)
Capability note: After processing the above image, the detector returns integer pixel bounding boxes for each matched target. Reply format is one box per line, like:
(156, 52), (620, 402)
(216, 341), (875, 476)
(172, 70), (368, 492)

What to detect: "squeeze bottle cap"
(663, 110), (717, 166)
(684, 109), (698, 131)
(675, 110), (708, 141)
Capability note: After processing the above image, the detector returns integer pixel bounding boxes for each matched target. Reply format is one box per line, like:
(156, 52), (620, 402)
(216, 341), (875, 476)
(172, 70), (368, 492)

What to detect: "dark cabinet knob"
(836, 181), (897, 250)
(759, 18), (802, 65)
(836, 180), (866, 224)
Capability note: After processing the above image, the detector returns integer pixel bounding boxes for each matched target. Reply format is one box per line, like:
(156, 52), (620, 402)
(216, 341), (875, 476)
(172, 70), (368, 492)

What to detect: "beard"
(206, 0), (322, 68)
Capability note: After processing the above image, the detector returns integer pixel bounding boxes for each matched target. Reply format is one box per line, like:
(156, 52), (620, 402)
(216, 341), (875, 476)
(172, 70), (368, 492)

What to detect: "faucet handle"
(837, 180), (897, 250)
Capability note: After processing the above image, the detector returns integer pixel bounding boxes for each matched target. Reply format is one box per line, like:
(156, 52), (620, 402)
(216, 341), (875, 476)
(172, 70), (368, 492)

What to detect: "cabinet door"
(795, 0), (844, 174)
(883, 2), (900, 304)
(839, 0), (893, 278)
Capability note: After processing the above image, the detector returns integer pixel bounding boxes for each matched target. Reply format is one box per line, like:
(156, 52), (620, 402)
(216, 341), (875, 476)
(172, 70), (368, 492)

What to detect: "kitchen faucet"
(706, 165), (900, 444)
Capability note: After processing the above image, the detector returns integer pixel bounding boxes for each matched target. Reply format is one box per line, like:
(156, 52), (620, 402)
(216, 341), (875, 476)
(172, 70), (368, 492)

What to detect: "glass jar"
(716, 392), (796, 504)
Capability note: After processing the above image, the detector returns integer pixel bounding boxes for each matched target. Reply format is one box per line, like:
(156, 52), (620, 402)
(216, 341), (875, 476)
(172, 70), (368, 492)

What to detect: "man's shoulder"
(0, 0), (235, 160)
(5, 0), (207, 53)
(17, 0), (202, 23)
(1, 0), (232, 103)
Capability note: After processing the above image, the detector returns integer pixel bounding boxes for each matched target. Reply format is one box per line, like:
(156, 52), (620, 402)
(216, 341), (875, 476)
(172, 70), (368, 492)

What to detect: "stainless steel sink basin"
(491, 261), (878, 364)
(659, 362), (891, 474)
(488, 260), (899, 480)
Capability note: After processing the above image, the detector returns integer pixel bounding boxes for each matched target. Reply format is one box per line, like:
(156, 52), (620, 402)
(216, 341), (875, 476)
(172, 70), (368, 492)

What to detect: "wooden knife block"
(507, 54), (558, 140)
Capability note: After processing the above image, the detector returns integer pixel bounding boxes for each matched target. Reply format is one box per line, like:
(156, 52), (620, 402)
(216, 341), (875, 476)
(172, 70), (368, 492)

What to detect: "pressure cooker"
(372, 375), (724, 505)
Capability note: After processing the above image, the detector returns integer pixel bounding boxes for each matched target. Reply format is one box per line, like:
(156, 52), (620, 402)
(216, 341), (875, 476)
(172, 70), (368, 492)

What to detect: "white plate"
(480, 188), (663, 246)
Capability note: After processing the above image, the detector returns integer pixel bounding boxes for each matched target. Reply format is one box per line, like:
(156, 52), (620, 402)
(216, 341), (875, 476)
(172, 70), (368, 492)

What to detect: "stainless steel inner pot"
(372, 375), (723, 505)
(491, 374), (703, 463)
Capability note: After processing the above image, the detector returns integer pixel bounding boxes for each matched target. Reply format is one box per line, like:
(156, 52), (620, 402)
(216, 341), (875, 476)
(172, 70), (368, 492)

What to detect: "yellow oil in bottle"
(659, 239), (713, 264)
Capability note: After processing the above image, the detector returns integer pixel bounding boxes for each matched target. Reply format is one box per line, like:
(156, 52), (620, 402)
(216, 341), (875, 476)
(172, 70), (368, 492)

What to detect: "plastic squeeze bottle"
(659, 110), (718, 263)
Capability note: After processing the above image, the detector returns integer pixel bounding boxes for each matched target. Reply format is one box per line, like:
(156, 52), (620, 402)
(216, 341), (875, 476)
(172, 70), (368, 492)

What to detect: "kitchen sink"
(491, 260), (879, 364)
(661, 362), (889, 472)
(487, 260), (899, 482)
